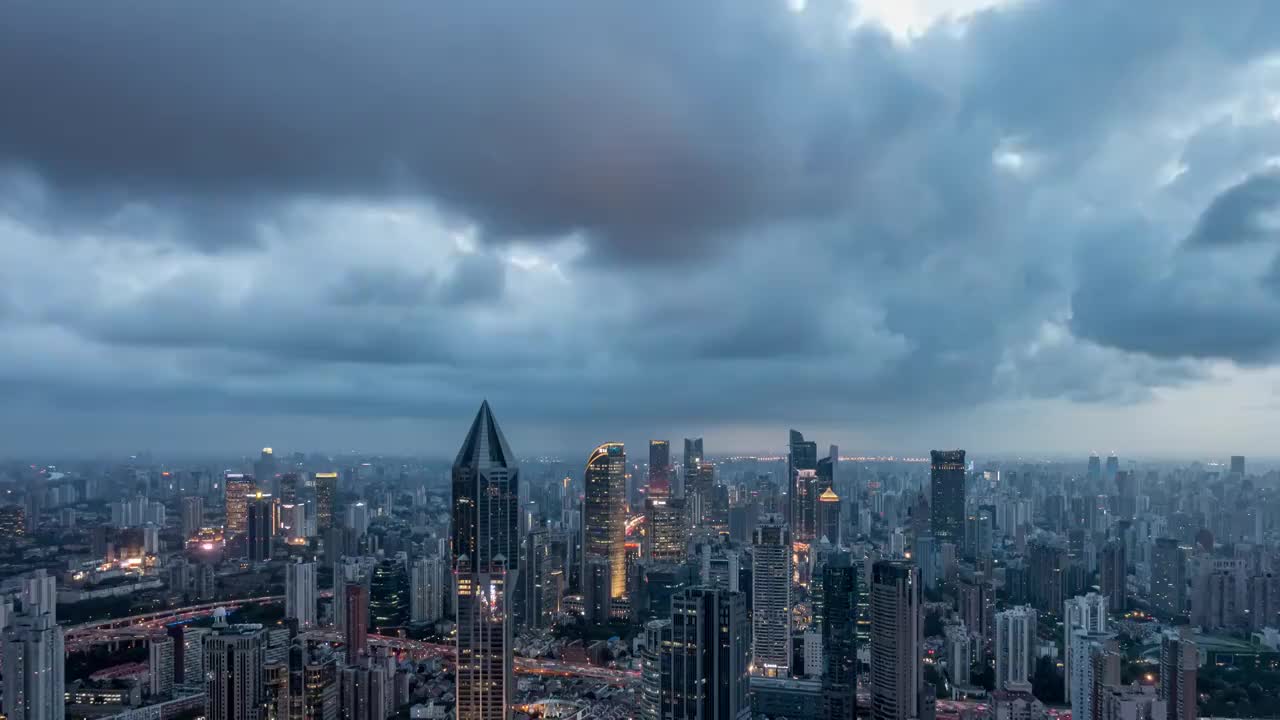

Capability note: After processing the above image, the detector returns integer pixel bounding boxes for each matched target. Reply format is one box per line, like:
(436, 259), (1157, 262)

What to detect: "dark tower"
(929, 450), (965, 546)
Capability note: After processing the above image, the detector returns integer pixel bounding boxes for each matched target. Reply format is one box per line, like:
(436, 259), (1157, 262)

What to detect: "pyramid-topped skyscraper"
(452, 401), (518, 720)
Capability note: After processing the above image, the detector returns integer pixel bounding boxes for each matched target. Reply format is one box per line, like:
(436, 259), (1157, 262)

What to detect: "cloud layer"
(3, 0), (1280, 456)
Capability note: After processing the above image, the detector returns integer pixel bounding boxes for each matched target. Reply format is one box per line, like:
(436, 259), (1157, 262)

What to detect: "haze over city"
(5, 1), (1280, 457)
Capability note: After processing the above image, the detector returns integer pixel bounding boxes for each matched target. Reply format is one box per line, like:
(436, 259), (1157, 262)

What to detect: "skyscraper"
(369, 561), (409, 634)
(1230, 455), (1246, 476)
(204, 625), (266, 720)
(646, 496), (687, 562)
(683, 438), (704, 480)
(929, 450), (965, 547)
(2, 612), (65, 720)
(246, 492), (275, 562)
(150, 635), (175, 697)
(1064, 593), (1108, 699)
(314, 472), (338, 532)
(752, 514), (792, 678)
(224, 474), (255, 536)
(1158, 630), (1196, 720)
(279, 472), (299, 505)
(411, 555), (447, 625)
(817, 488), (842, 545)
(182, 496), (204, 539)
(1071, 633), (1120, 720)
(870, 560), (923, 720)
(584, 442), (627, 599)
(344, 583), (368, 665)
(254, 447), (277, 494)
(661, 587), (751, 720)
(822, 553), (857, 720)
(1104, 455), (1119, 483)
(1151, 539), (1188, 620)
(1100, 539), (1127, 612)
(286, 560), (317, 629)
(788, 430), (819, 540)
(649, 440), (672, 498)
(1088, 455), (1101, 484)
(452, 401), (519, 720)
(995, 606), (1036, 691)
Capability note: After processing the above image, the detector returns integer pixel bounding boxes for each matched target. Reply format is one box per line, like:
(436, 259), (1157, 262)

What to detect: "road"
(65, 599), (641, 686)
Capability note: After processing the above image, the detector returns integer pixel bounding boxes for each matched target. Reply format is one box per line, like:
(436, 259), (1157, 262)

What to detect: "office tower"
(247, 492), (275, 561)
(816, 489), (842, 543)
(286, 560), (318, 629)
(1159, 630), (1196, 720)
(204, 625), (266, 720)
(22, 569), (56, 623)
(2, 613), (65, 720)
(346, 502), (370, 537)
(255, 447), (278, 493)
(661, 587), (751, 720)
(929, 450), (965, 546)
(1071, 633), (1120, 720)
(788, 430), (819, 539)
(916, 535), (937, 590)
(1064, 593), (1108, 699)
(150, 635), (175, 696)
(369, 559), (409, 634)
(452, 401), (519, 720)
(583, 556), (613, 625)
(1247, 573), (1280, 630)
(649, 440), (672, 498)
(690, 462), (718, 527)
(822, 553), (857, 720)
(1088, 455), (1101, 483)
(1100, 539), (1127, 612)
(345, 583), (369, 665)
(1104, 455), (1119, 483)
(995, 606), (1036, 691)
(315, 472), (338, 531)
(641, 619), (669, 720)
(683, 437), (704, 482)
(752, 514), (792, 677)
(584, 442), (627, 599)
(816, 445), (837, 507)
(518, 528), (549, 629)
(411, 556), (446, 625)
(224, 474), (255, 536)
(870, 560), (923, 720)
(182, 496), (204, 538)
(341, 664), (388, 720)
(1115, 472), (1138, 520)
(1230, 455), (1245, 476)
(305, 660), (340, 720)
(1151, 539), (1188, 619)
(647, 496), (688, 562)
(170, 625), (209, 686)
(279, 472), (299, 505)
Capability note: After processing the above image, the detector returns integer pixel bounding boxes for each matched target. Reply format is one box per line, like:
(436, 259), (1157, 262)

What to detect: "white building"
(2, 612), (65, 720)
(1064, 592), (1108, 698)
(285, 560), (317, 629)
(752, 515), (792, 677)
(149, 635), (174, 697)
(996, 606), (1037, 691)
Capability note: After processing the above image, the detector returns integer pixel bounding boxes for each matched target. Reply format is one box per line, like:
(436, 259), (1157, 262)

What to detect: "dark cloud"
(2, 0), (1280, 454)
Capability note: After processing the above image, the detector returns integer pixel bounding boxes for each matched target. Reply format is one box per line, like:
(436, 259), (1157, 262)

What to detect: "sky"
(3, 0), (1280, 460)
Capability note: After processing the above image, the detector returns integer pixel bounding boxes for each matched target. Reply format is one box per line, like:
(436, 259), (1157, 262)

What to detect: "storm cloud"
(3, 0), (1280, 456)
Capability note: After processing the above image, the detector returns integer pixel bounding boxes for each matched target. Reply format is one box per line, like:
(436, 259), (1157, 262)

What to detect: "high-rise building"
(789, 430), (819, 540)
(247, 492), (275, 562)
(752, 514), (792, 677)
(1064, 593), (1108, 699)
(646, 496), (687, 562)
(1151, 539), (1188, 620)
(1088, 456), (1101, 484)
(683, 438), (704, 483)
(584, 442), (627, 599)
(1029, 540), (1067, 616)
(340, 664), (388, 720)
(816, 446), (838, 514)
(649, 440), (672, 498)
(204, 624), (266, 720)
(22, 569), (56, 623)
(411, 555), (447, 625)
(641, 619), (669, 720)
(1099, 683), (1166, 720)
(286, 560), (317, 629)
(314, 472), (338, 532)
(182, 496), (204, 539)
(1158, 630), (1196, 720)
(1104, 456), (1119, 483)
(518, 528), (550, 629)
(690, 462), (717, 528)
(817, 488), (842, 545)
(1071, 633), (1120, 720)
(344, 583), (369, 665)
(930, 450), (965, 546)
(369, 559), (409, 634)
(870, 560), (923, 720)
(1100, 539), (1127, 612)
(995, 606), (1036, 691)
(150, 635), (175, 697)
(2, 612), (65, 720)
(660, 587), (751, 720)
(822, 553), (857, 720)
(254, 447), (278, 494)
(224, 474), (255, 536)
(1230, 455), (1246, 476)
(279, 472), (299, 505)
(169, 624), (209, 686)
(1247, 573), (1280, 630)
(452, 401), (519, 720)
(345, 502), (370, 537)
